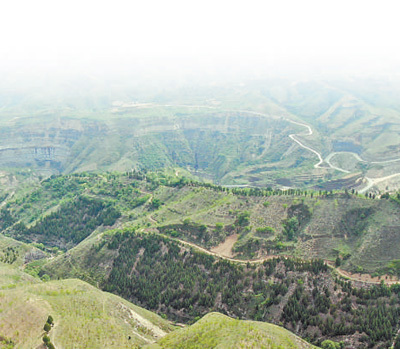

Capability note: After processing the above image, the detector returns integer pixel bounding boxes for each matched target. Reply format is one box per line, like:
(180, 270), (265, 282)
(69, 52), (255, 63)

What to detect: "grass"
(0, 264), (174, 348)
(146, 312), (319, 349)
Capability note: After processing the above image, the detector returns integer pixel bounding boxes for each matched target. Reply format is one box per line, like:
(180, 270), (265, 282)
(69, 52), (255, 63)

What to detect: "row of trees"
(127, 169), (397, 199)
(42, 315), (55, 349)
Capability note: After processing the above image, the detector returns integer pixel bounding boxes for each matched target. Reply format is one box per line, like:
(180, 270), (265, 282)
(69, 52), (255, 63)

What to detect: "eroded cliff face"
(0, 117), (102, 173)
(0, 113), (299, 185)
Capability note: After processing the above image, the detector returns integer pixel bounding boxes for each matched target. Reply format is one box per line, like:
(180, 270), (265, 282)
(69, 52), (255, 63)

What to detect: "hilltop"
(146, 312), (318, 349)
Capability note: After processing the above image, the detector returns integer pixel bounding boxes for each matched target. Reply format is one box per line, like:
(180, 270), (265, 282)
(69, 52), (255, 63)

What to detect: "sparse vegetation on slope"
(3, 172), (400, 347)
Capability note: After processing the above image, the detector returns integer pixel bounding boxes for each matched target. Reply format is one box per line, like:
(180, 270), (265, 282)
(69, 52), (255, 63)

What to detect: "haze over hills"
(1, 76), (400, 194)
(2, 0), (400, 347)
(1, 75), (400, 348)
(1, 80), (400, 347)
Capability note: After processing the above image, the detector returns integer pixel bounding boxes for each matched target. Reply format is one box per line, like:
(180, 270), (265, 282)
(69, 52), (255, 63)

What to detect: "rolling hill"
(2, 171), (399, 274)
(146, 312), (318, 349)
(0, 262), (174, 348)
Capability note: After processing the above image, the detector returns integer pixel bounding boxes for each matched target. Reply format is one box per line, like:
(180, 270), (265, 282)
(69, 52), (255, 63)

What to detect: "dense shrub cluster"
(12, 196), (120, 248)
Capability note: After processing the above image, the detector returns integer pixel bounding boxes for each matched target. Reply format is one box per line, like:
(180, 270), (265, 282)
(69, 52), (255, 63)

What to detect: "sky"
(1, 0), (400, 79)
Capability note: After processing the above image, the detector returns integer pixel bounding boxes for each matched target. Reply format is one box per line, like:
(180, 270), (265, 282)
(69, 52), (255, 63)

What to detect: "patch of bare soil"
(118, 302), (166, 341)
(211, 234), (238, 258)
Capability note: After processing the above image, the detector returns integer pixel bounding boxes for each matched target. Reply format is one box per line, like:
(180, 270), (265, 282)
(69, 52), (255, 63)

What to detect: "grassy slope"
(0, 263), (174, 349)
(146, 312), (318, 349)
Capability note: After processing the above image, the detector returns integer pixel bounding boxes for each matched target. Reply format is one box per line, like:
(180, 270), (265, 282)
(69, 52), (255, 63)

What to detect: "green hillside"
(0, 109), (318, 188)
(2, 172), (400, 347)
(147, 312), (319, 349)
(3, 171), (399, 274)
(41, 228), (400, 348)
(0, 233), (46, 266)
(0, 263), (174, 348)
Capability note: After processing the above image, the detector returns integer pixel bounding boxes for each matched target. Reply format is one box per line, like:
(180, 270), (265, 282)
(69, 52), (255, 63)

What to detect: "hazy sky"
(1, 0), (400, 78)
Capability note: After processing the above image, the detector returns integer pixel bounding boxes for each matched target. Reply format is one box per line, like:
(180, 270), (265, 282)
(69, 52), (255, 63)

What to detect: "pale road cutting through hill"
(145, 103), (400, 193)
(325, 152), (400, 193)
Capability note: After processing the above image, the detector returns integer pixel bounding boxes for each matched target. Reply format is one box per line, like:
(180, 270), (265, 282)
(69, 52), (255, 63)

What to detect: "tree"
(43, 334), (50, 344)
(215, 222), (224, 232)
(44, 322), (51, 332)
(151, 198), (162, 209)
(236, 211), (250, 226)
(283, 217), (299, 241)
(47, 315), (54, 326)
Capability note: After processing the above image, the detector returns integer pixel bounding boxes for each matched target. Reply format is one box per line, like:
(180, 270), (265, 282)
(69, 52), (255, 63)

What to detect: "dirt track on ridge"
(172, 235), (400, 286)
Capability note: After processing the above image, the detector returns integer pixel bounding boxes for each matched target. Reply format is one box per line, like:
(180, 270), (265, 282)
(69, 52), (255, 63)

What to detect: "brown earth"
(211, 234), (238, 258)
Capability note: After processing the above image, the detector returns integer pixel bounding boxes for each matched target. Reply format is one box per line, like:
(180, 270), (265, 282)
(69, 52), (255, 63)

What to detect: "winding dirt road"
(155, 232), (399, 286)
(151, 103), (400, 193)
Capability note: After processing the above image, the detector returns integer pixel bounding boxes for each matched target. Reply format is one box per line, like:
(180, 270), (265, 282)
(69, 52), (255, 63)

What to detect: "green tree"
(215, 222), (224, 232)
(236, 211), (250, 226)
(47, 315), (54, 326)
(283, 217), (299, 240)
(151, 198), (162, 209)
(44, 322), (51, 332)
(43, 334), (50, 344)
